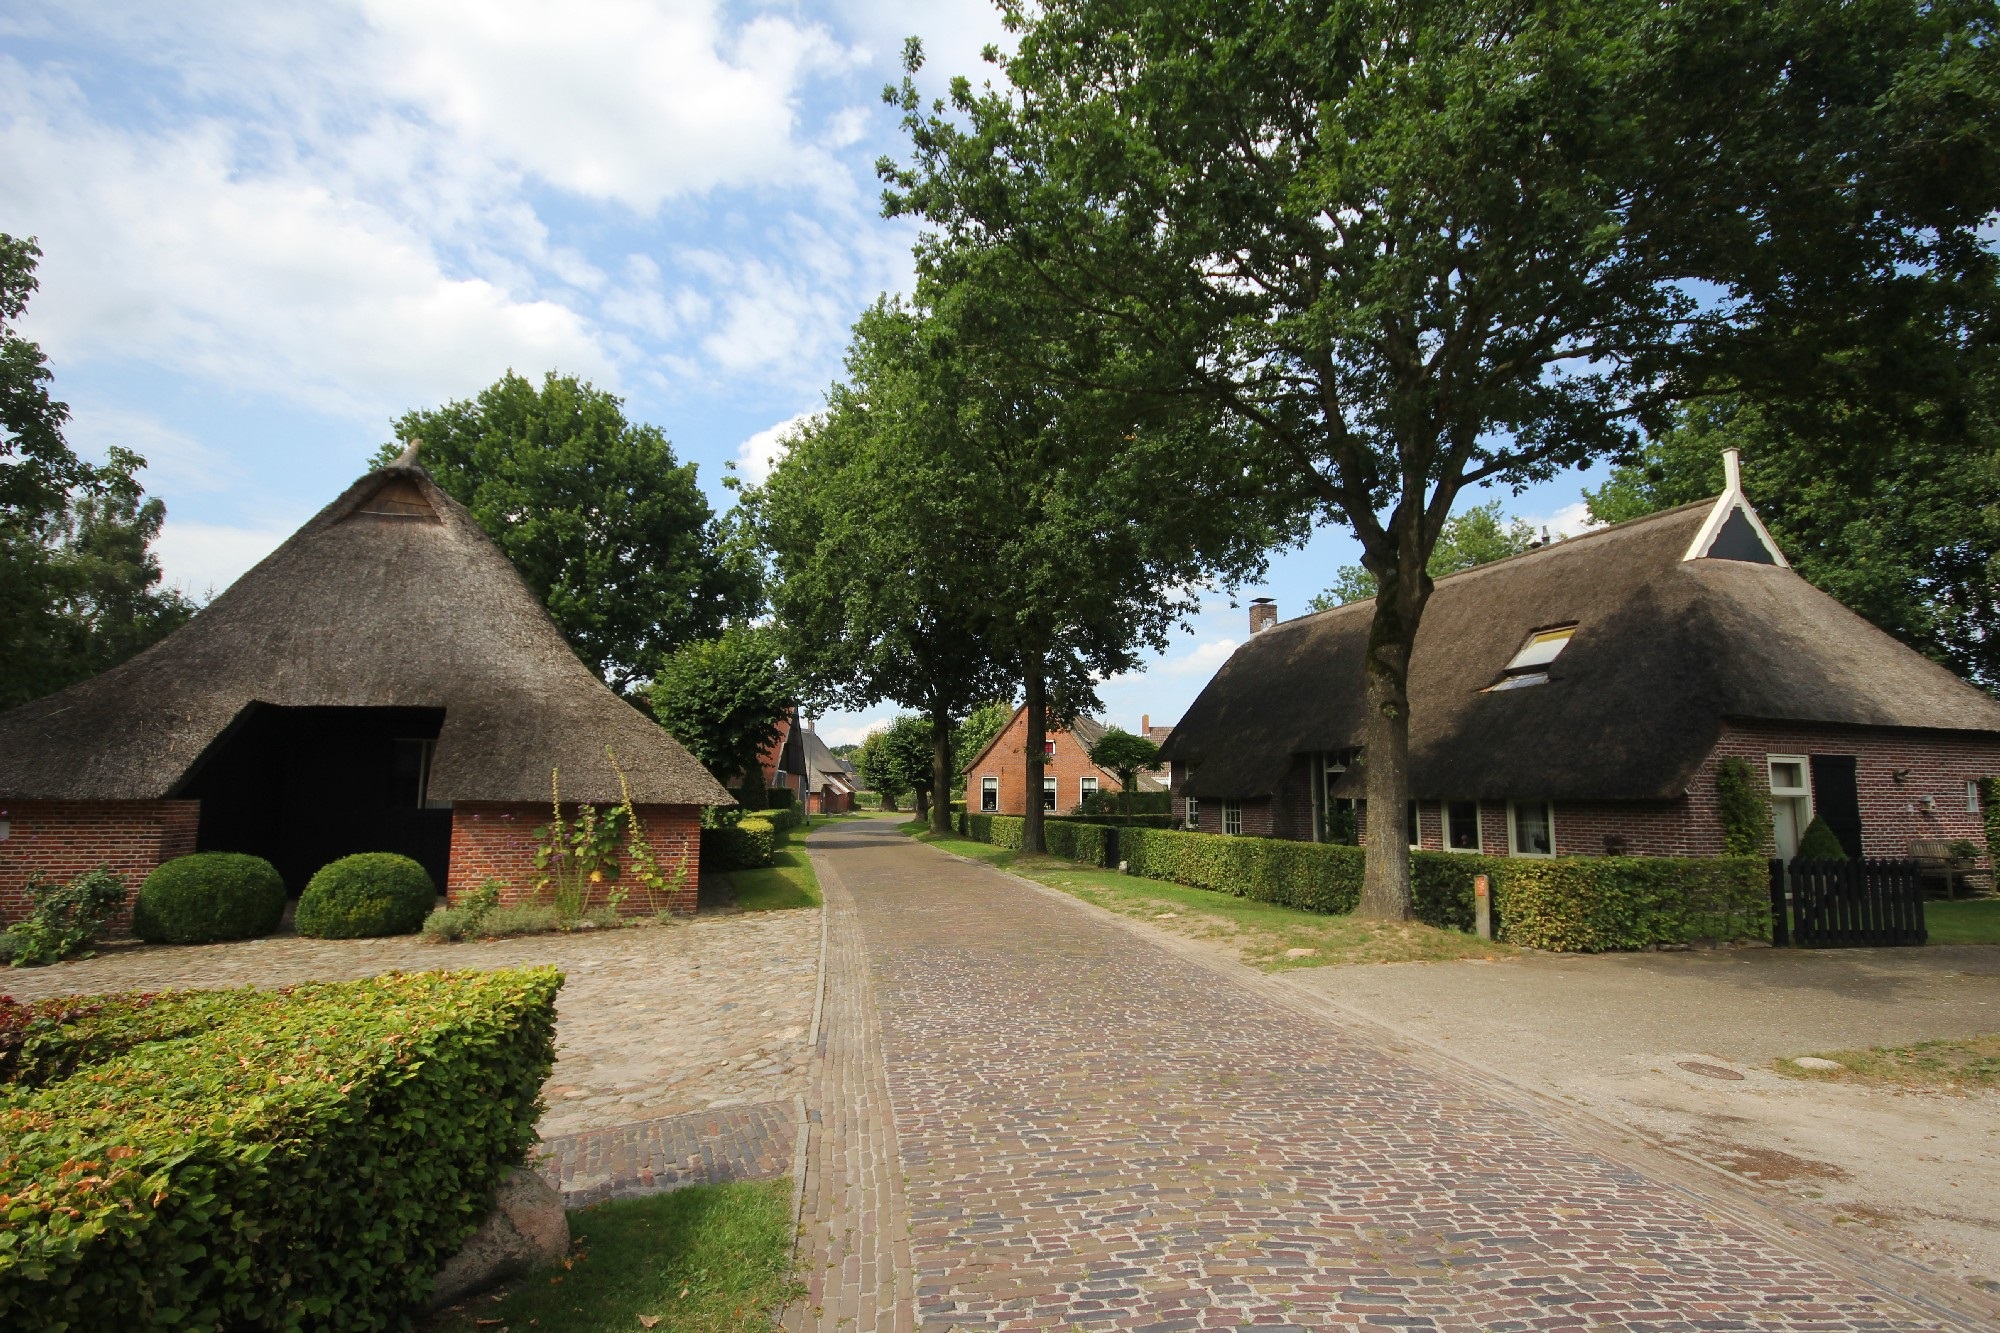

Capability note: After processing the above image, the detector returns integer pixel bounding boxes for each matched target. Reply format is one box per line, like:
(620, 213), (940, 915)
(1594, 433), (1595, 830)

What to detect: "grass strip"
(429, 1179), (801, 1333)
(728, 811), (883, 911)
(903, 823), (1514, 971)
(1924, 897), (2000, 945)
(1775, 1033), (2000, 1092)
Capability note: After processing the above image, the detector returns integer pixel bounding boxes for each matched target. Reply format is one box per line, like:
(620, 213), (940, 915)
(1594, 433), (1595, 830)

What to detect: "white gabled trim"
(1681, 448), (1790, 566)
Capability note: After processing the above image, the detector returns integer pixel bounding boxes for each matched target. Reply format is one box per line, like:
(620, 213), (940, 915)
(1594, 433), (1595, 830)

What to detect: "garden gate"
(1768, 858), (1927, 947)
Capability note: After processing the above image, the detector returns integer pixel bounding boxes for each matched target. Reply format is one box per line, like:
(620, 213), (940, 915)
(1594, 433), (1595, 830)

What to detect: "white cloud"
(62, 406), (243, 495)
(817, 714), (891, 747)
(735, 411), (816, 484)
(155, 514), (307, 599)
(1163, 638), (1240, 676)
(1523, 501), (1597, 539)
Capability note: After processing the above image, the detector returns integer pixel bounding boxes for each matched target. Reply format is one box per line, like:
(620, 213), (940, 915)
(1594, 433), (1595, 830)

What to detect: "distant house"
(964, 707), (1166, 816)
(0, 451), (728, 923)
(763, 710), (856, 815)
(1160, 452), (2000, 860)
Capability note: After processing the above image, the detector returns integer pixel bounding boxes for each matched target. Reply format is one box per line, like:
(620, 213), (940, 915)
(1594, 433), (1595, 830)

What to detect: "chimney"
(1249, 597), (1277, 635)
(1141, 713), (1150, 734)
(800, 713), (813, 733)
(1723, 447), (1742, 495)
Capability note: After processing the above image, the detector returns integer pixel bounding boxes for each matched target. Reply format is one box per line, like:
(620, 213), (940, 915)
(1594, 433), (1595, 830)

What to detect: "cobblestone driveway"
(801, 818), (1956, 1332)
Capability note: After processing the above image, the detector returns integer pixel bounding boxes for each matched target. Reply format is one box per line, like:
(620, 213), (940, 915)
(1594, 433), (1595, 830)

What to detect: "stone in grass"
(1284, 947), (1320, 958)
(1792, 1056), (1844, 1072)
(428, 1166), (570, 1310)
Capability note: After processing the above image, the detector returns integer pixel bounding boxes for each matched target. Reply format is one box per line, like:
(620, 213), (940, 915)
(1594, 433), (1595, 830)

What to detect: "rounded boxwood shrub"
(134, 852), (286, 944)
(296, 852), (437, 939)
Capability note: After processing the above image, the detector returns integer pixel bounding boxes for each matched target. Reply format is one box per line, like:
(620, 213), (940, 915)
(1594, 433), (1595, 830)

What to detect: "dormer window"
(1487, 625), (1575, 691)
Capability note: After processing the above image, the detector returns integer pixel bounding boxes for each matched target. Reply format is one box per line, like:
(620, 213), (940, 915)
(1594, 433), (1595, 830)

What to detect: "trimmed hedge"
(0, 967), (561, 1331)
(957, 818), (1767, 951)
(133, 852), (285, 945)
(296, 853), (435, 939)
(766, 804), (802, 833)
(703, 815), (776, 871)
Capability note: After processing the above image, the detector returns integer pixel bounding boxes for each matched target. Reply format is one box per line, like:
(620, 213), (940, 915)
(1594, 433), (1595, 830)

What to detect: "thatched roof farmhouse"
(0, 452), (728, 918)
(1161, 452), (2000, 861)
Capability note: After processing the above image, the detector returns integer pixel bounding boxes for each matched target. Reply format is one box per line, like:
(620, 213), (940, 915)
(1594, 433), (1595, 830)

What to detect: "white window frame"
(1042, 775), (1058, 811)
(1768, 754), (1812, 806)
(1080, 775), (1099, 802)
(1222, 800), (1243, 836)
(1508, 800), (1555, 857)
(1444, 800), (1482, 853)
(980, 776), (998, 812)
(1185, 796), (1200, 829)
(1407, 800), (1421, 850)
(1969, 779), (1983, 814)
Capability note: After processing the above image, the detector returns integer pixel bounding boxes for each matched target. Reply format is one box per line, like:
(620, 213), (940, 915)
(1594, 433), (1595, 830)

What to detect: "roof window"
(1486, 625), (1575, 691)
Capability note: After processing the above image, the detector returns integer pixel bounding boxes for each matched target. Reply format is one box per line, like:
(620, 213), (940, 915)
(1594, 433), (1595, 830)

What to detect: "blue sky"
(2, 1), (1609, 746)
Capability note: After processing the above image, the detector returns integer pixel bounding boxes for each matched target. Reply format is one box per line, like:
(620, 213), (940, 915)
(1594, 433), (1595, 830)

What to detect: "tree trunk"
(929, 707), (954, 835)
(914, 786), (930, 822)
(1023, 665), (1048, 853)
(1356, 561), (1427, 921)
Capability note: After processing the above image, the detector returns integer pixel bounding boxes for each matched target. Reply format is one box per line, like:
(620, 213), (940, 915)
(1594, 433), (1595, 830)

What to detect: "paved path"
(792, 818), (1960, 1332)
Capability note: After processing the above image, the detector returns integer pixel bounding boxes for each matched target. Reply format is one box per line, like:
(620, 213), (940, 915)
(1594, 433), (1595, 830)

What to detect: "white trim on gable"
(1681, 448), (1790, 566)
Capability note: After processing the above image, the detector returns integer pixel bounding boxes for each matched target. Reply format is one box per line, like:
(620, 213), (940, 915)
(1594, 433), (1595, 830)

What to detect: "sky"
(2, 1), (1608, 748)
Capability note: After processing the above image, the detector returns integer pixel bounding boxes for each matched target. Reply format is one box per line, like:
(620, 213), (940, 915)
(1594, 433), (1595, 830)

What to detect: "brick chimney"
(1141, 714), (1150, 733)
(1249, 597), (1277, 635)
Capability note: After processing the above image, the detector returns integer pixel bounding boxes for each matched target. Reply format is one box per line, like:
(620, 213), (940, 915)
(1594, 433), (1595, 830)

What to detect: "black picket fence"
(1768, 857), (1927, 948)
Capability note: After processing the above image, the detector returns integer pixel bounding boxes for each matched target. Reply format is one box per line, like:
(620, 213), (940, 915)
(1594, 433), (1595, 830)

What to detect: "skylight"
(1484, 626), (1576, 691)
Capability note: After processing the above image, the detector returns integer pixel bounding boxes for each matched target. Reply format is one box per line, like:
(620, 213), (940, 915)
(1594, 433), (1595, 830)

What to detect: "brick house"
(1161, 452), (2000, 862)
(0, 449), (729, 925)
(762, 710), (856, 815)
(965, 708), (1165, 816)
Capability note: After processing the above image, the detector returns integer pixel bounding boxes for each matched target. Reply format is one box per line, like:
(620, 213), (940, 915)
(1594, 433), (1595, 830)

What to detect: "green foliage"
(2, 868), (128, 967)
(132, 852), (284, 945)
(1, 236), (191, 709)
(1586, 394), (2000, 688)
(701, 816), (777, 872)
(1310, 502), (1542, 610)
(1074, 790), (1171, 817)
(958, 819), (1766, 950)
(952, 700), (1015, 775)
(1086, 728), (1162, 817)
(856, 715), (933, 809)
(1796, 816), (1850, 861)
(383, 370), (759, 695)
(420, 878), (505, 943)
(1981, 778), (2000, 877)
(295, 852), (435, 939)
(0, 968), (560, 1331)
(1715, 757), (1772, 856)
(648, 626), (790, 785)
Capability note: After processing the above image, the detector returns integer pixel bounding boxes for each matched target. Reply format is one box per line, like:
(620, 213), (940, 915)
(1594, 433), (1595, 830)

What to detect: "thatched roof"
(0, 459), (732, 806)
(1162, 488), (2000, 802)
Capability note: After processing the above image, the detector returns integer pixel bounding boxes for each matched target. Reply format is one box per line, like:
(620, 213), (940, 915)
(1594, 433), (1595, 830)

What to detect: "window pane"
(1513, 802), (1552, 855)
(1448, 801), (1479, 850)
(1505, 627), (1575, 672)
(1769, 761), (1805, 793)
(1042, 776), (1057, 811)
(981, 776), (998, 811)
(1407, 800), (1419, 847)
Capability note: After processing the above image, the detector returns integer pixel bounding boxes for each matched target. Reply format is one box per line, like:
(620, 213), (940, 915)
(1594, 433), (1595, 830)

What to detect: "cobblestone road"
(810, 818), (1949, 1332)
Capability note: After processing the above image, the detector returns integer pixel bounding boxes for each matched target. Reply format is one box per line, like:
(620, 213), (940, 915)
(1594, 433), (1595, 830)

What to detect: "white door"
(1772, 797), (1803, 861)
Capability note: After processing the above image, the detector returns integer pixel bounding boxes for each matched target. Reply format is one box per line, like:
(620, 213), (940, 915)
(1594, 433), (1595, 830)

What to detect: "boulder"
(428, 1167), (570, 1310)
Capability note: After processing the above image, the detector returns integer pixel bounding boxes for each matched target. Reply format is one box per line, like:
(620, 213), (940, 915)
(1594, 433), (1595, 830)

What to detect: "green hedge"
(296, 853), (435, 939)
(703, 816), (776, 871)
(0, 967), (560, 1330)
(957, 818), (1766, 951)
(133, 853), (285, 945)
(766, 804), (802, 833)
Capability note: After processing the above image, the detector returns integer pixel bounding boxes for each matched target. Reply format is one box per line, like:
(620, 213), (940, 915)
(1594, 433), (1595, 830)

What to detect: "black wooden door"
(1810, 754), (1864, 858)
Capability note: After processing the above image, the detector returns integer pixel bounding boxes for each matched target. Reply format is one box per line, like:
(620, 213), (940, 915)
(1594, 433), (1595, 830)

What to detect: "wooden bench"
(1909, 838), (1985, 898)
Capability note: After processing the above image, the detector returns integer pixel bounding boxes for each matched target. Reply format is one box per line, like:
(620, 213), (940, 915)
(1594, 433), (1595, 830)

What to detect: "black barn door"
(1810, 754), (1864, 859)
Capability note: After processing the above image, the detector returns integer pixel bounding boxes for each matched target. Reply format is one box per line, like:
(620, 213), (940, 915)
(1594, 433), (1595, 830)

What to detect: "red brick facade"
(0, 800), (199, 930)
(447, 802), (701, 916)
(968, 710), (1130, 816)
(1173, 722), (2000, 864)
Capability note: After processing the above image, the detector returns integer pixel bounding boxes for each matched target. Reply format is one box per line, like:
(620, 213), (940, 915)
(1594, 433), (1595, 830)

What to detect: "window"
(1488, 625), (1576, 691)
(1767, 754), (1812, 862)
(1509, 800), (1554, 856)
(1222, 800), (1243, 836)
(1769, 758), (1808, 796)
(1185, 796), (1200, 828)
(1080, 775), (1098, 801)
(1446, 800), (1481, 851)
(980, 776), (998, 812)
(1407, 800), (1421, 849)
(1042, 776), (1058, 811)
(1044, 739), (1056, 758)
(1969, 780), (1982, 814)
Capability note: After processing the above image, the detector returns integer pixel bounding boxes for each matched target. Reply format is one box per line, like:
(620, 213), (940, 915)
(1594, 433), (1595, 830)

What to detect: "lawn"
(1775, 1033), (2000, 1092)
(429, 1179), (800, 1333)
(1925, 897), (2000, 945)
(903, 823), (1514, 971)
(728, 810), (883, 911)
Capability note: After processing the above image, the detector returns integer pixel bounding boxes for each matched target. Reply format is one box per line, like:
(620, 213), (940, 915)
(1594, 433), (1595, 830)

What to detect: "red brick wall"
(0, 800), (200, 931)
(970, 711), (1127, 816)
(448, 802), (700, 916)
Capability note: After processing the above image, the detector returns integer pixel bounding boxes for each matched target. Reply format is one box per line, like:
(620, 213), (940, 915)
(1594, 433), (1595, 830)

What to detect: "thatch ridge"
(1161, 497), (2000, 802)
(0, 461), (732, 806)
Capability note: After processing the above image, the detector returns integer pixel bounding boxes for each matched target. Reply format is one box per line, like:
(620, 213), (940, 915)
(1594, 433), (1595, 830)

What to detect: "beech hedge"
(955, 817), (1766, 951)
(0, 967), (561, 1331)
(702, 815), (776, 871)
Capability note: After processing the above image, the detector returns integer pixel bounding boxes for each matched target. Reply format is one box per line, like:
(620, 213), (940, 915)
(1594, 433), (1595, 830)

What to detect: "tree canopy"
(855, 715), (932, 811)
(1311, 502), (1541, 611)
(883, 0), (2000, 914)
(647, 625), (791, 789)
(385, 371), (760, 696)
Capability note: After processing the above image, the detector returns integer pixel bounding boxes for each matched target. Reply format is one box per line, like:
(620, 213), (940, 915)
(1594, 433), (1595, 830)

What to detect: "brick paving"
(538, 1099), (796, 1207)
(812, 818), (1947, 1332)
